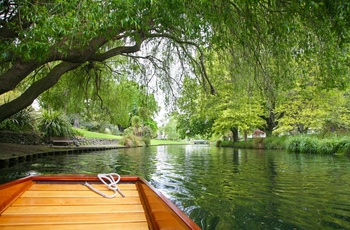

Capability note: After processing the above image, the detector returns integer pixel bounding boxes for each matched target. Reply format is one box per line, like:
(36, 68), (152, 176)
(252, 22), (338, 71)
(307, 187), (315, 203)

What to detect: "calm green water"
(1, 145), (350, 229)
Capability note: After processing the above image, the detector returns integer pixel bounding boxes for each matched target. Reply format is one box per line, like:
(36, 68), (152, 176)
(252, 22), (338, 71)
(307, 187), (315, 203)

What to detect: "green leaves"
(40, 64), (158, 131)
(2, 0), (350, 134)
(38, 110), (74, 138)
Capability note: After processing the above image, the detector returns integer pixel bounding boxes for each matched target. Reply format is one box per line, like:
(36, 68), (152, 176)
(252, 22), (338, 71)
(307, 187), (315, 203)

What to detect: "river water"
(1, 145), (350, 229)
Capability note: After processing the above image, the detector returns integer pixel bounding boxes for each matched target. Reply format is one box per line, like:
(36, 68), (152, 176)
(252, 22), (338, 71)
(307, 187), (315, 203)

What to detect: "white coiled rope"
(85, 173), (125, 198)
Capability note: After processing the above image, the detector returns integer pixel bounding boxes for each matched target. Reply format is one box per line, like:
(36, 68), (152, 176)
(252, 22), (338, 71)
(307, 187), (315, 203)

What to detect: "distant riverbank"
(220, 135), (350, 155)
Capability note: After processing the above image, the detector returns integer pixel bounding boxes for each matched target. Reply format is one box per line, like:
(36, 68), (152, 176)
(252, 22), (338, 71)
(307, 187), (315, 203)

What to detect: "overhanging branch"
(148, 32), (216, 95)
(0, 61), (43, 95)
(0, 61), (80, 122)
(89, 32), (146, 62)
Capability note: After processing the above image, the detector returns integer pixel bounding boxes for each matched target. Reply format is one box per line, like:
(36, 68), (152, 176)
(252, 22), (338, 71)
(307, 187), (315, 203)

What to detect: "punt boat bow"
(0, 174), (200, 230)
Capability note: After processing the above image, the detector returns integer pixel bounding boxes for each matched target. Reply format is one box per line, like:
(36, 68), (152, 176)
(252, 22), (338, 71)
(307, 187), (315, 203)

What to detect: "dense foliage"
(39, 75), (158, 130)
(221, 135), (350, 155)
(120, 115), (154, 147)
(0, 0), (218, 122)
(38, 110), (75, 138)
(1, 0), (350, 143)
(175, 1), (350, 140)
(0, 107), (36, 132)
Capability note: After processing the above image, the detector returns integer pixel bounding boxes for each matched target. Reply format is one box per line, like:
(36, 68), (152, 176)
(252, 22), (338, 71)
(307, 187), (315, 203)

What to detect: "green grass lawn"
(74, 128), (122, 139)
(74, 128), (189, 145)
(151, 139), (189, 145)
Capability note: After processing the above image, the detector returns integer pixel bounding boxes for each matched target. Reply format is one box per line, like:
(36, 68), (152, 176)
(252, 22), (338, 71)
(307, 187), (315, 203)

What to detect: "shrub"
(143, 138), (151, 147)
(299, 137), (319, 154)
(335, 138), (350, 154)
(317, 139), (337, 154)
(219, 140), (254, 148)
(99, 124), (121, 135)
(80, 121), (101, 132)
(239, 139), (255, 148)
(263, 136), (287, 149)
(38, 110), (75, 138)
(286, 136), (342, 154)
(119, 134), (145, 147)
(141, 126), (153, 147)
(286, 136), (319, 153)
(286, 136), (302, 153)
(253, 138), (264, 149)
(220, 141), (236, 147)
(340, 143), (350, 155)
(220, 137), (288, 149)
(0, 107), (36, 132)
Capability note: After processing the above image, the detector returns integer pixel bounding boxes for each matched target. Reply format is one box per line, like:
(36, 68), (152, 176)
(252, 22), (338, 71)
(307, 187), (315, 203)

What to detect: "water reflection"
(1, 146), (350, 229)
(232, 149), (240, 174)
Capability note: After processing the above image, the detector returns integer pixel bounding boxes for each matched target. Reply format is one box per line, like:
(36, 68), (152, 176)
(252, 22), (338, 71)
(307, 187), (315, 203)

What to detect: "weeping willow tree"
(0, 0), (217, 122)
(175, 1), (350, 138)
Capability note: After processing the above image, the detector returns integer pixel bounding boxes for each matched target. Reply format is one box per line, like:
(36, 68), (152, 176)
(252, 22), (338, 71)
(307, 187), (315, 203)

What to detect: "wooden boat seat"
(0, 182), (148, 229)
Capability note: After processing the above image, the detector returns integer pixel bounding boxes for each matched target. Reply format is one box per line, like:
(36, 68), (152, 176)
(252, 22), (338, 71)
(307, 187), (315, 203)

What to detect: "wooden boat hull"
(0, 175), (200, 230)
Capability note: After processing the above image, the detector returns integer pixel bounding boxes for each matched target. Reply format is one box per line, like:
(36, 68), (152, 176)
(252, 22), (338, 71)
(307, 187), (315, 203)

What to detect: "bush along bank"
(220, 136), (287, 150)
(219, 135), (350, 155)
(286, 136), (350, 155)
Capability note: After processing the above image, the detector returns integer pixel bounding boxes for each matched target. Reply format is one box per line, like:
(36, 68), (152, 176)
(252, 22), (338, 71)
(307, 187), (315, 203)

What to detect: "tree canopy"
(174, 1), (350, 140)
(0, 0), (217, 122)
(1, 0), (350, 137)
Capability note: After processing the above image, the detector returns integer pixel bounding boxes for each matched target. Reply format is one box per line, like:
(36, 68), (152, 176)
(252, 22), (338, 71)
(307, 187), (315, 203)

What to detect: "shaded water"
(1, 145), (350, 229)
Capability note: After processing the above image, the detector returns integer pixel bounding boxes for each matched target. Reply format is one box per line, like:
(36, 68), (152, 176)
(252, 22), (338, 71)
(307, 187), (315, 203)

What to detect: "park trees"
(176, 49), (265, 141)
(1, 0), (350, 137)
(39, 71), (158, 131)
(218, 0), (350, 137)
(273, 60), (350, 136)
(275, 87), (350, 136)
(0, 0), (218, 123)
(175, 1), (350, 140)
(159, 116), (181, 141)
(175, 76), (215, 139)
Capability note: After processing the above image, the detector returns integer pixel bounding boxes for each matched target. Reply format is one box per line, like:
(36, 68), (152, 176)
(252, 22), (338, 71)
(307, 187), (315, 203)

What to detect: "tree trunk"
(243, 130), (248, 141)
(265, 111), (275, 136)
(231, 127), (239, 142)
(261, 110), (284, 136)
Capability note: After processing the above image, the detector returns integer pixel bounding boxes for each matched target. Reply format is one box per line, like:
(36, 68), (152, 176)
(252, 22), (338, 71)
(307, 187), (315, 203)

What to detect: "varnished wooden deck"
(0, 182), (148, 229)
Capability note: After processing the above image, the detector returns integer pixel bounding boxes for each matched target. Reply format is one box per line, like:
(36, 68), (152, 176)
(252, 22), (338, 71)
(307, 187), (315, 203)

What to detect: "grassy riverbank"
(220, 135), (350, 155)
(74, 128), (188, 146)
